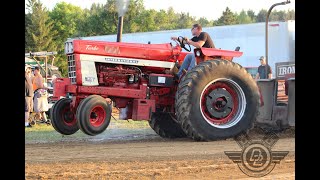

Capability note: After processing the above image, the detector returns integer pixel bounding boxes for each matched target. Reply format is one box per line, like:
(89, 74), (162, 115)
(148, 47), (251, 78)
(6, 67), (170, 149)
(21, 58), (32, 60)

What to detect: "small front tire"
(50, 98), (79, 135)
(76, 95), (111, 136)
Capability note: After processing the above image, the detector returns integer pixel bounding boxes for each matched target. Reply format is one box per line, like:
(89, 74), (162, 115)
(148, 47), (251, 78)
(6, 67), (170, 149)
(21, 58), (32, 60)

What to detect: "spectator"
(33, 66), (50, 124)
(32, 66), (44, 90)
(25, 65), (33, 128)
(255, 56), (272, 79)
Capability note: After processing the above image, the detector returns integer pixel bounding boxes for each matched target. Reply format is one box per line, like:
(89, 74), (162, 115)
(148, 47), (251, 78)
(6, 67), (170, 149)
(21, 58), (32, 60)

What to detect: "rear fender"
(194, 48), (243, 64)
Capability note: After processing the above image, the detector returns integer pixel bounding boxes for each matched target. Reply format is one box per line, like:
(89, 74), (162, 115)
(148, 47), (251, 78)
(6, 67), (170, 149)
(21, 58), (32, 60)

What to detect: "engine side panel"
(80, 60), (99, 86)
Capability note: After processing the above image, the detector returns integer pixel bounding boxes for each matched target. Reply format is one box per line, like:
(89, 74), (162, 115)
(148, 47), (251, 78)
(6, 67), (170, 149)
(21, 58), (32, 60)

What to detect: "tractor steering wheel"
(176, 36), (192, 52)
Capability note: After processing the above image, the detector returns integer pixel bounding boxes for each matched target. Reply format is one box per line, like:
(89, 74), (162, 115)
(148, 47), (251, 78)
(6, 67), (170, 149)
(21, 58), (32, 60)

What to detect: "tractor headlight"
(65, 43), (68, 54)
(196, 50), (201, 57)
(69, 43), (73, 53)
(65, 41), (74, 54)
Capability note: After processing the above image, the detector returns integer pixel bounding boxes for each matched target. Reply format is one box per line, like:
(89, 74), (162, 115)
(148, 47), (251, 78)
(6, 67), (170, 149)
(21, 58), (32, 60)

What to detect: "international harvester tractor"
(50, 36), (260, 141)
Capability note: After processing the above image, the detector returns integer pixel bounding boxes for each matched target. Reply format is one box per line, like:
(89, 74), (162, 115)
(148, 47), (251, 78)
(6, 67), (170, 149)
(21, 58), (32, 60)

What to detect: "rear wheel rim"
(89, 106), (106, 127)
(200, 78), (246, 129)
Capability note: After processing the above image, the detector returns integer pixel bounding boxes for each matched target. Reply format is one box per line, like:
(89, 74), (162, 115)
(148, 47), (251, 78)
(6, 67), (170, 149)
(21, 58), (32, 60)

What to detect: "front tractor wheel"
(76, 95), (111, 136)
(50, 98), (79, 135)
(175, 60), (260, 141)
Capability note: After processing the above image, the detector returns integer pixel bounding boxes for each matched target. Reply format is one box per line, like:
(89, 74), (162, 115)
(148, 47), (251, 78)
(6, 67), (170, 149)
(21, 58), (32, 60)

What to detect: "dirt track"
(25, 129), (295, 179)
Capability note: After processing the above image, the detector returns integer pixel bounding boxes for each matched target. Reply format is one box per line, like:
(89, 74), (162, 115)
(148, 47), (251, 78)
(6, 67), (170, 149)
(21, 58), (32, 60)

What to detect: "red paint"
(200, 47), (243, 57)
(52, 78), (70, 99)
(66, 85), (77, 93)
(200, 82), (239, 125)
(113, 98), (131, 108)
(132, 99), (155, 120)
(97, 65), (141, 88)
(177, 51), (191, 64)
(73, 39), (177, 61)
(77, 85), (147, 99)
(55, 39), (245, 126)
(149, 87), (174, 107)
(89, 105), (106, 127)
(74, 54), (83, 85)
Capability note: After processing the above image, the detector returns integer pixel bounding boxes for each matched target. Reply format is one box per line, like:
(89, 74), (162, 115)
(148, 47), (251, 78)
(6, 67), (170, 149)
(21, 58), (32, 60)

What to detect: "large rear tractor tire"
(76, 95), (111, 136)
(175, 60), (260, 141)
(149, 112), (187, 138)
(50, 98), (79, 135)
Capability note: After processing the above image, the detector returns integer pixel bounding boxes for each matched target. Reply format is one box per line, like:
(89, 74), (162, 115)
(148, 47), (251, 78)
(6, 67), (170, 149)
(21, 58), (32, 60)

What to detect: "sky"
(25, 0), (295, 20)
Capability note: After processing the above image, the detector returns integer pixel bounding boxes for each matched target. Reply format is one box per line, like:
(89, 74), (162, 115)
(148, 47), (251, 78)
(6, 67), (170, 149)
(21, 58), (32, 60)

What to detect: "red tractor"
(50, 37), (260, 141)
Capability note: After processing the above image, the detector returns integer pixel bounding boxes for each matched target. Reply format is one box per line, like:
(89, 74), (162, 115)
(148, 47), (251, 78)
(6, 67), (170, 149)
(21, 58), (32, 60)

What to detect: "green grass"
(108, 119), (150, 129)
(25, 120), (153, 143)
(25, 123), (87, 142)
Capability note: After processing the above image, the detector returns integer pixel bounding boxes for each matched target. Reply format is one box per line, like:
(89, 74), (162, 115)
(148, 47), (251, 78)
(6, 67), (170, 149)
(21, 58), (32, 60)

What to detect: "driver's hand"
(184, 37), (190, 44)
(171, 36), (178, 41)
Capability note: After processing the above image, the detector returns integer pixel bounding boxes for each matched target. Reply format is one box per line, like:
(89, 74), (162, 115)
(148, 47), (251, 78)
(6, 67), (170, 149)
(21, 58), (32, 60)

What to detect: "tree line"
(25, 0), (295, 76)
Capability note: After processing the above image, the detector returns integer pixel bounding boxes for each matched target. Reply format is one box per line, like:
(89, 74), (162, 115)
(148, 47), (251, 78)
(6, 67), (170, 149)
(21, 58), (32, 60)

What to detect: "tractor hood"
(66, 39), (180, 62)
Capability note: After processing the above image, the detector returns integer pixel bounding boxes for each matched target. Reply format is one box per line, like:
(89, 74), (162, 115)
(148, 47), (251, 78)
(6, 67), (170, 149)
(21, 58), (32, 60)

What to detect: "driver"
(171, 24), (215, 78)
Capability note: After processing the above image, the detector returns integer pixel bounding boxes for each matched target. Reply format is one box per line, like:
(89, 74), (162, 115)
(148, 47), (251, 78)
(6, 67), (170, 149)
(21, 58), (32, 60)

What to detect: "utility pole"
(265, 0), (291, 66)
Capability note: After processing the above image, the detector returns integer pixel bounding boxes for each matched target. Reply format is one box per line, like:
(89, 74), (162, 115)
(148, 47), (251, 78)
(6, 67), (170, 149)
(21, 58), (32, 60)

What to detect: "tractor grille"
(67, 55), (76, 84)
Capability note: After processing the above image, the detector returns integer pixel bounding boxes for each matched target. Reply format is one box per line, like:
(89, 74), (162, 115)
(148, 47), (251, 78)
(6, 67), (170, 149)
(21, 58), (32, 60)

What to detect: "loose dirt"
(25, 128), (295, 179)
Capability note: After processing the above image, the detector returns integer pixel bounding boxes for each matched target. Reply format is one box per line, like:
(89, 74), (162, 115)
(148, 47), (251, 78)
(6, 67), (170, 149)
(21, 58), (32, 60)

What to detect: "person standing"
(25, 65), (33, 127)
(33, 66), (44, 90)
(33, 66), (50, 124)
(255, 56), (272, 79)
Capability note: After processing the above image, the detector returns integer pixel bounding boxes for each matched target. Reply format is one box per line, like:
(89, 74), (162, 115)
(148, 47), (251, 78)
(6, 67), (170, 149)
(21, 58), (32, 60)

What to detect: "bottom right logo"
(225, 129), (289, 177)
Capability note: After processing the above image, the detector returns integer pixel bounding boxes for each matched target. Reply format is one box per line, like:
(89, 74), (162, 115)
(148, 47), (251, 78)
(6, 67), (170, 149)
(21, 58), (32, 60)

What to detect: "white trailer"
(78, 20), (295, 78)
